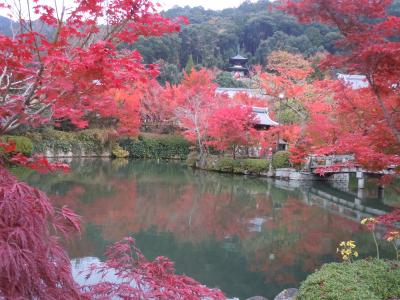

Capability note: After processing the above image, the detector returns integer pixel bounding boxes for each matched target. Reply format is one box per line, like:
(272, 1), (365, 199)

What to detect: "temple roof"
(252, 107), (279, 126)
(337, 73), (369, 89)
(215, 87), (268, 99)
(228, 65), (249, 72)
(230, 54), (248, 61)
(215, 88), (278, 127)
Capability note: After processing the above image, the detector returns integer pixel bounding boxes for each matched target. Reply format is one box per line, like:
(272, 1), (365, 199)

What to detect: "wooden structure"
(305, 154), (396, 191)
(228, 53), (249, 78)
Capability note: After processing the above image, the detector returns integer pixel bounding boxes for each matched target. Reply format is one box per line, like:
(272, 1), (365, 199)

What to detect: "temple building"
(252, 107), (279, 130)
(337, 73), (369, 89)
(215, 88), (278, 130)
(228, 53), (249, 78)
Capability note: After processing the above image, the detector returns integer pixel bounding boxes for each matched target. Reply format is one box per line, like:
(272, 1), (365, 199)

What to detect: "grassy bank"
(187, 154), (270, 175)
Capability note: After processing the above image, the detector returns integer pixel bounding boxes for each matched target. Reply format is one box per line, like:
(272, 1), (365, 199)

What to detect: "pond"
(17, 159), (398, 299)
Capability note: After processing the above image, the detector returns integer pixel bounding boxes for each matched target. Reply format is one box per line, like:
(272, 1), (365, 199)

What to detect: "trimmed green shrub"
(297, 259), (400, 300)
(216, 157), (239, 172)
(239, 159), (269, 174)
(199, 156), (269, 175)
(272, 150), (291, 169)
(1, 135), (34, 156)
(120, 134), (191, 160)
(112, 144), (129, 158)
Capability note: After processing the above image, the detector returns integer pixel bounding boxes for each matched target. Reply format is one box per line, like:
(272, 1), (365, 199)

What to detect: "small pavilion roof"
(252, 107), (279, 126)
(230, 54), (248, 61)
(228, 65), (249, 72)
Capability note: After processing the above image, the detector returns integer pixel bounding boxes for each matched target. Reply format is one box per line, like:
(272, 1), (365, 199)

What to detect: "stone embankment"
(240, 287), (299, 300)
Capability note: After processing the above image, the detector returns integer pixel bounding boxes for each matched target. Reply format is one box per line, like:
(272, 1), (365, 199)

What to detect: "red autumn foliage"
(376, 210), (400, 237)
(173, 69), (227, 154)
(82, 237), (225, 299)
(0, 0), (226, 298)
(207, 105), (258, 157)
(278, 0), (400, 170)
(0, 141), (70, 173)
(0, 0), (186, 134)
(140, 80), (179, 131)
(106, 88), (141, 136)
(258, 51), (316, 157)
(232, 92), (266, 107)
(0, 167), (82, 299)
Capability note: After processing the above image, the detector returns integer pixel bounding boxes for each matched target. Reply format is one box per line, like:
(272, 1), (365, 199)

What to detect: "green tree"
(185, 54), (195, 74)
(157, 61), (182, 86)
(214, 72), (247, 88)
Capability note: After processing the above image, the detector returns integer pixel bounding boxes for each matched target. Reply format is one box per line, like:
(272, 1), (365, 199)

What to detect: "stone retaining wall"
(43, 148), (111, 158)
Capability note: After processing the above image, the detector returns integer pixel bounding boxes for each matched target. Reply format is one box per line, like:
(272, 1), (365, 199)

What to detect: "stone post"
(357, 189), (365, 199)
(378, 185), (385, 200)
(356, 171), (365, 189)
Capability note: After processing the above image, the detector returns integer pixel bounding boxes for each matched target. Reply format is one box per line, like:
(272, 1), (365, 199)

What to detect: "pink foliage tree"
(208, 105), (258, 158)
(83, 237), (225, 299)
(173, 69), (227, 156)
(0, 166), (82, 299)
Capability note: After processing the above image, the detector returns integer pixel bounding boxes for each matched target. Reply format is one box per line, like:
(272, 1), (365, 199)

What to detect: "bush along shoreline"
(119, 133), (191, 160)
(13, 129), (192, 160)
(186, 151), (291, 177)
(26, 129), (114, 157)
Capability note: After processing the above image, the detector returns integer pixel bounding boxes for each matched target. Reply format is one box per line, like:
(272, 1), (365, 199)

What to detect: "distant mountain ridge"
(0, 15), (15, 36)
(1, 0), (399, 75)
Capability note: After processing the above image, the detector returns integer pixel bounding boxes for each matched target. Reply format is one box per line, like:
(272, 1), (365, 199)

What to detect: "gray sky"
(159, 0), (257, 10)
(0, 0), (259, 19)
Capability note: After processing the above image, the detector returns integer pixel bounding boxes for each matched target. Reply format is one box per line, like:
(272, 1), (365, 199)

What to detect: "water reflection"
(19, 159), (397, 299)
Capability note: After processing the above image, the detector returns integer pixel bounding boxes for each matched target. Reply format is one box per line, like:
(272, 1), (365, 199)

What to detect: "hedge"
(272, 150), (291, 169)
(193, 155), (270, 175)
(26, 129), (114, 155)
(119, 134), (191, 160)
(297, 259), (400, 300)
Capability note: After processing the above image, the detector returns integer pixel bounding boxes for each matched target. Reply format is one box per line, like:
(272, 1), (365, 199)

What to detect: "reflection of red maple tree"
(248, 198), (363, 285)
(50, 172), (367, 288)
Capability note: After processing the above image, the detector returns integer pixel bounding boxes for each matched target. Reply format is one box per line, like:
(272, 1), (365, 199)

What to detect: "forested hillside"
(131, 0), (399, 81)
(1, 0), (398, 83)
(134, 0), (339, 69)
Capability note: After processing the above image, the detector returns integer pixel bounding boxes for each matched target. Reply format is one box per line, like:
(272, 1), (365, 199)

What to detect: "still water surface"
(19, 159), (398, 299)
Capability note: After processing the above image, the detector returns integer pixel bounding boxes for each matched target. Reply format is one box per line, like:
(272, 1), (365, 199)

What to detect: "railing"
(306, 155), (356, 171)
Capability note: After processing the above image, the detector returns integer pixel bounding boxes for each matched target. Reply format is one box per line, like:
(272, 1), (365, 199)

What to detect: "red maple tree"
(207, 105), (258, 158)
(0, 167), (82, 299)
(140, 79), (179, 131)
(0, 0), (186, 134)
(173, 69), (227, 156)
(278, 0), (400, 170)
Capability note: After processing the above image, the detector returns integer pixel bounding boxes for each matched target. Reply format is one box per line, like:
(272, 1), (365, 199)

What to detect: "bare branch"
(0, 67), (8, 87)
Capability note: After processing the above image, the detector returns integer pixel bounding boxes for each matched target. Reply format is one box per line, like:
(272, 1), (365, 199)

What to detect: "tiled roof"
(337, 73), (369, 89)
(252, 107), (279, 126)
(215, 87), (268, 99)
(230, 54), (248, 60)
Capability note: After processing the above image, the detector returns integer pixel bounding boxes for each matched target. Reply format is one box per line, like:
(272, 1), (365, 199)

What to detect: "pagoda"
(228, 52), (249, 78)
